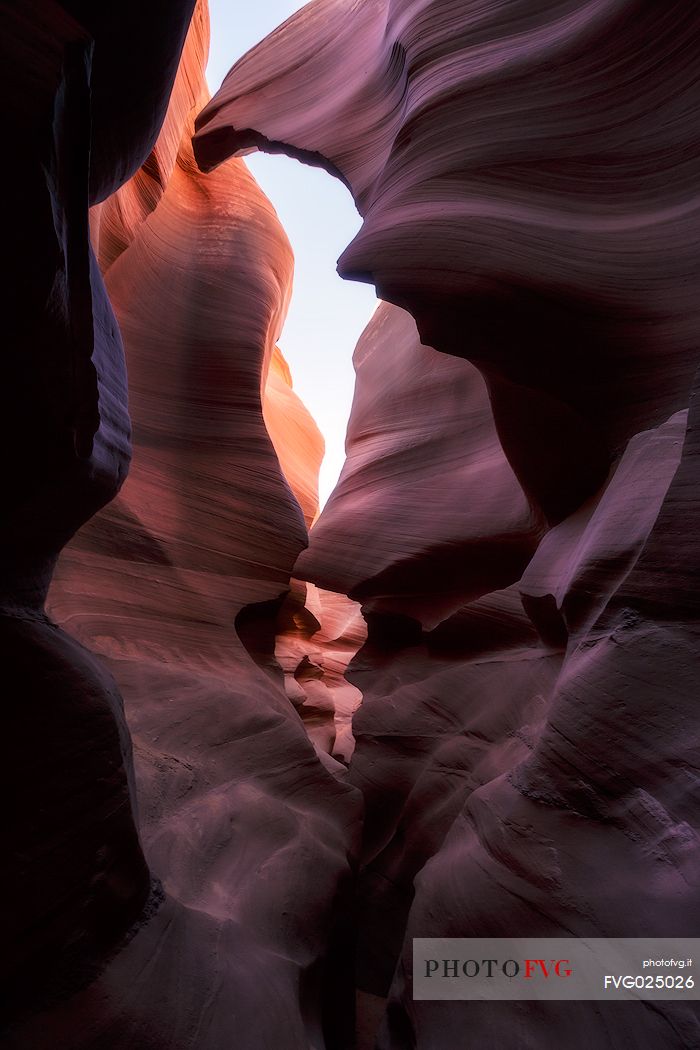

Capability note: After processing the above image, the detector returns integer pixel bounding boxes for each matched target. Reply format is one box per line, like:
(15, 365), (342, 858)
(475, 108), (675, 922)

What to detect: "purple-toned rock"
(296, 302), (541, 627)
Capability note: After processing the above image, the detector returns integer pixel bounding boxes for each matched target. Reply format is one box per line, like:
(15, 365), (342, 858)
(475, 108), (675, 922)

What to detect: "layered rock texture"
(7, 1), (700, 1049)
(6, 3), (359, 1047)
(195, 2), (700, 1048)
(296, 301), (542, 626)
(3, 0), (198, 1017)
(195, 0), (700, 522)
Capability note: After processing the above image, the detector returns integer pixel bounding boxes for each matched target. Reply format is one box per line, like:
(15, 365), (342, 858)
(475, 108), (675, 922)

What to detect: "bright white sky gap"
(206, 0), (379, 507)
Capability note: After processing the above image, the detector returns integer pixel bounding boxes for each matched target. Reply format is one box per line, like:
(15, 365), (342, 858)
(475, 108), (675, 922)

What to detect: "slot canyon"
(3, 1), (700, 1048)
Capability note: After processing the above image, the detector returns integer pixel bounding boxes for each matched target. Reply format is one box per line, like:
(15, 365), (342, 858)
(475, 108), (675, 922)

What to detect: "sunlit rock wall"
(196, 2), (700, 1047)
(8, 4), (360, 1048)
(7, 1), (700, 1048)
(195, 0), (699, 521)
(296, 301), (542, 627)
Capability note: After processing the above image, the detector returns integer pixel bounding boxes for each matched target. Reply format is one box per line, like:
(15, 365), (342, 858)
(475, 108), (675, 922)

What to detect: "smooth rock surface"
(195, 0), (700, 523)
(7, 2), (700, 1048)
(194, 5), (700, 1046)
(2, 0), (200, 1008)
(8, 4), (361, 1046)
(376, 388), (700, 1047)
(296, 302), (541, 627)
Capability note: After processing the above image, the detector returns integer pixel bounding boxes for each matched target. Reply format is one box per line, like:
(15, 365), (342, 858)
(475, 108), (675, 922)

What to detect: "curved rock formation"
(195, 0), (700, 524)
(7, 3), (360, 1046)
(8, 1), (700, 1048)
(53, 0), (307, 658)
(69, 0), (198, 203)
(264, 346), (325, 529)
(90, 0), (209, 273)
(348, 584), (560, 1001)
(3, 0), (195, 1011)
(341, 399), (698, 1026)
(296, 301), (541, 627)
(275, 583), (366, 767)
(194, 4), (700, 1047)
(384, 386), (700, 1049)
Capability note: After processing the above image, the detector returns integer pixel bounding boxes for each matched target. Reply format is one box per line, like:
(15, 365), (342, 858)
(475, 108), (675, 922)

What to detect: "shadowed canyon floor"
(5, 1), (700, 1049)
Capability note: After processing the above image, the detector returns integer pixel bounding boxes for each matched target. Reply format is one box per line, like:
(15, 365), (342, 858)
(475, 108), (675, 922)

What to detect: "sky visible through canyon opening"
(207, 0), (379, 507)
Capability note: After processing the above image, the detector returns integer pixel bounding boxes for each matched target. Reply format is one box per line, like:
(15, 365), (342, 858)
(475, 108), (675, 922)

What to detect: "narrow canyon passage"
(5, 2), (700, 1050)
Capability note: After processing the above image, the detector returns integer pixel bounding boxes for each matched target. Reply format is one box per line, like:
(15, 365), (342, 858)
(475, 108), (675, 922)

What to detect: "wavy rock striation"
(3, 0), (198, 1013)
(7, 1), (700, 1048)
(7, 3), (360, 1047)
(195, 4), (700, 1047)
(275, 582), (366, 768)
(195, 0), (700, 524)
(90, 0), (209, 272)
(264, 346), (326, 530)
(296, 301), (542, 627)
(384, 386), (700, 1049)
